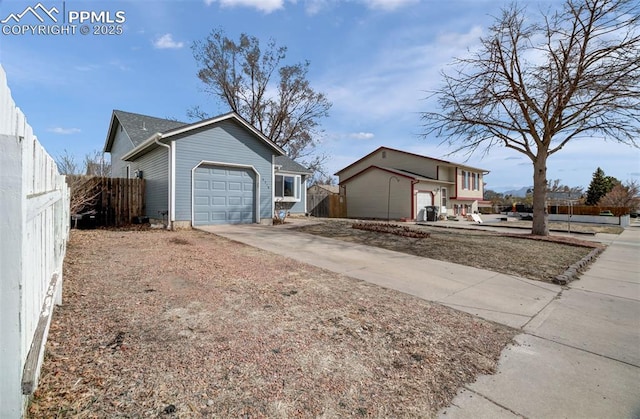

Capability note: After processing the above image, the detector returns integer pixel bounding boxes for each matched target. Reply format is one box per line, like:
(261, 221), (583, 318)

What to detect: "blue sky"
(1, 0), (638, 192)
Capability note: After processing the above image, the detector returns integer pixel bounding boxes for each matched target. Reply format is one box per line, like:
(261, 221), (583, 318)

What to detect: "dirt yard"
(293, 220), (602, 282)
(29, 229), (516, 418)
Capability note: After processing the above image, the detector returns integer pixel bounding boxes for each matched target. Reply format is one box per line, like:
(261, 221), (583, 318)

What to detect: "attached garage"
(193, 164), (257, 226)
(106, 111), (297, 228)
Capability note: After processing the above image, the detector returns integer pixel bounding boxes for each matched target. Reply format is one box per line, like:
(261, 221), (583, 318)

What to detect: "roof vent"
(142, 121), (147, 131)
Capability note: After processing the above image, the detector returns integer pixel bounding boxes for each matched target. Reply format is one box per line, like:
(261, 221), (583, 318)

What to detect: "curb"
(553, 247), (604, 285)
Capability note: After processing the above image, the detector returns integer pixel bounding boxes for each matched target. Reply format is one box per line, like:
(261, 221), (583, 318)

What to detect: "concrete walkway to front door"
(197, 220), (640, 418)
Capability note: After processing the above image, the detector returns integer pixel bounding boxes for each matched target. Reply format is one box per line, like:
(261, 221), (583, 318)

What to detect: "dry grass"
(29, 229), (516, 418)
(293, 220), (602, 282)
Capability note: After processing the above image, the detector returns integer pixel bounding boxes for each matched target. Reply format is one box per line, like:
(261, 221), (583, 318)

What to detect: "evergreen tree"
(585, 168), (619, 205)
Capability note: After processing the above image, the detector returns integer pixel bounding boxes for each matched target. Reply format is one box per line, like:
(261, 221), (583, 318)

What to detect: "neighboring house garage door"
(193, 165), (256, 225)
(416, 192), (434, 220)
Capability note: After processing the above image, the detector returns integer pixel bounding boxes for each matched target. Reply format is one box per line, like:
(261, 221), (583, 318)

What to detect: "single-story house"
(335, 146), (491, 220)
(103, 109), (310, 228)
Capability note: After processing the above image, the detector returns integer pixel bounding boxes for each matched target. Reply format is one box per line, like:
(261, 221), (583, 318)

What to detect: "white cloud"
(321, 24), (486, 122)
(74, 64), (100, 72)
(360, 0), (418, 11)
(153, 33), (184, 49)
(48, 127), (81, 135)
(349, 132), (375, 140)
(205, 0), (286, 13)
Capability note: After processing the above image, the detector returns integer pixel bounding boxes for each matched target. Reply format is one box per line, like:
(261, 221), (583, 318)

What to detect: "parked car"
(599, 210), (614, 216)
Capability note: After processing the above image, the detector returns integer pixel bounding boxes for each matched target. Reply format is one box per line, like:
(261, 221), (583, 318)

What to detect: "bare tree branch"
(422, 0), (640, 235)
(192, 28), (332, 171)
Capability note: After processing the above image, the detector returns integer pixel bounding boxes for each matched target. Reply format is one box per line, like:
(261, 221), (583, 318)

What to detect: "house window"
(462, 171), (470, 190)
(441, 188), (447, 208)
(275, 175), (300, 201)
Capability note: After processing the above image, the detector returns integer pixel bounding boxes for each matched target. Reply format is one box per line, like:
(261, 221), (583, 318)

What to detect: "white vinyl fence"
(0, 65), (70, 418)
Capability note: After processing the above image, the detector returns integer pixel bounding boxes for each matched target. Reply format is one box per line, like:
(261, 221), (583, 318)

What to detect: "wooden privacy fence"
(0, 65), (70, 418)
(307, 193), (346, 218)
(66, 175), (145, 227)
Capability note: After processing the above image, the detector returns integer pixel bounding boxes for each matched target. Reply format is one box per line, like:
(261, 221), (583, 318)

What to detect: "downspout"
(411, 180), (419, 220)
(303, 176), (308, 215)
(155, 136), (171, 230)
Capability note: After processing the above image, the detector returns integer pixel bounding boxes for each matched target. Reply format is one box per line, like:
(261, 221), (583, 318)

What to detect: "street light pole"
(387, 175), (399, 222)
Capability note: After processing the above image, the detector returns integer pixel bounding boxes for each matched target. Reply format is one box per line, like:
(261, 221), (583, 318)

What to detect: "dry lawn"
(29, 229), (516, 418)
(293, 220), (601, 282)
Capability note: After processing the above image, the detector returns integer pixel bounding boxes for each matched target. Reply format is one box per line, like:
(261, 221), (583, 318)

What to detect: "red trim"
(339, 165), (415, 184)
(410, 180), (419, 220)
(334, 146), (489, 176)
(455, 167), (459, 199)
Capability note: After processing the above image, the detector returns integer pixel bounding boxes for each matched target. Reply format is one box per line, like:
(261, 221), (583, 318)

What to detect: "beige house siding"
(344, 169), (412, 219)
(454, 168), (484, 199)
(338, 148), (440, 181)
(437, 166), (455, 182)
(337, 147), (489, 221)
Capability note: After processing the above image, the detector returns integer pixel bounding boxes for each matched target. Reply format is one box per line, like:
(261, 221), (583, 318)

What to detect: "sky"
(1, 0), (638, 192)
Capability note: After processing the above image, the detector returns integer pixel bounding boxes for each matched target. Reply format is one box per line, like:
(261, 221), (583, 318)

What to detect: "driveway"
(198, 221), (561, 329)
(198, 220), (640, 418)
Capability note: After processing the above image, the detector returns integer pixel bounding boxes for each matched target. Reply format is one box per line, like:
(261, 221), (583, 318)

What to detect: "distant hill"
(489, 186), (532, 197)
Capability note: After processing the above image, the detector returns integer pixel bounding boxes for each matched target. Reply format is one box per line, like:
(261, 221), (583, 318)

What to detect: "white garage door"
(193, 165), (256, 225)
(416, 192), (433, 220)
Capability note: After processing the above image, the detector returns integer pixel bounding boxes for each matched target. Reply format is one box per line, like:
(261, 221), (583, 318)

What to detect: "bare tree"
(55, 150), (110, 216)
(84, 150), (111, 177)
(422, 0), (640, 235)
(191, 29), (332, 164)
(598, 180), (640, 210)
(55, 149), (81, 175)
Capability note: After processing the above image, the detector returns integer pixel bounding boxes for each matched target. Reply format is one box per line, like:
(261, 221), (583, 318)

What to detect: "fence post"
(0, 134), (27, 418)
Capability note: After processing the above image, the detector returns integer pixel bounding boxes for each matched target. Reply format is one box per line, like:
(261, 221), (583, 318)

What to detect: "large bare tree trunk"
(532, 154), (549, 236)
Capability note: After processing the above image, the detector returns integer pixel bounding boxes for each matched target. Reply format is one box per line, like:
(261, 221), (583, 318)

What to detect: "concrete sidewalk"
(441, 225), (640, 418)
(197, 221), (640, 418)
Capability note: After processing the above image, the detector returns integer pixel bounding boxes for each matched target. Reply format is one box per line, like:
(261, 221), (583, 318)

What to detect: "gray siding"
(289, 178), (306, 213)
(109, 123), (135, 177)
(132, 147), (169, 219)
(173, 120), (275, 222)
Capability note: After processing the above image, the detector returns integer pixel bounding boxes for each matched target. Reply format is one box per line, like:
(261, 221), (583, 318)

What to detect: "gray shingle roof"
(274, 155), (311, 174)
(114, 110), (187, 147)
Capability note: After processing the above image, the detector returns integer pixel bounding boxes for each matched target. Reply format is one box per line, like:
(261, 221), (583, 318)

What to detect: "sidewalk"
(198, 220), (640, 418)
(440, 225), (640, 418)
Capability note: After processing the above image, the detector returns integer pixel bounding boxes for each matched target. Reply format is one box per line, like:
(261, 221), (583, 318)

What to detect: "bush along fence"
(0, 65), (70, 418)
(66, 175), (145, 227)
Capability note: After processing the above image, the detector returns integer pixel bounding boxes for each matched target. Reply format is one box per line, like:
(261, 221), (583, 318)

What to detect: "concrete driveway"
(197, 220), (640, 418)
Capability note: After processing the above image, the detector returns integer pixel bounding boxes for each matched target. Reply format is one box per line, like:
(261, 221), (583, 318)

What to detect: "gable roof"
(334, 146), (489, 176)
(104, 110), (187, 152)
(104, 110), (286, 161)
(340, 165), (454, 185)
(274, 155), (311, 174)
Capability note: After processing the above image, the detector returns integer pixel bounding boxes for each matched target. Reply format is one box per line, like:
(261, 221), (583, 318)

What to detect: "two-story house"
(335, 146), (490, 220)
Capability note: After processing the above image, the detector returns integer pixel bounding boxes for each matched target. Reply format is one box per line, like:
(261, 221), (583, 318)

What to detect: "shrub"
(352, 223), (430, 238)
